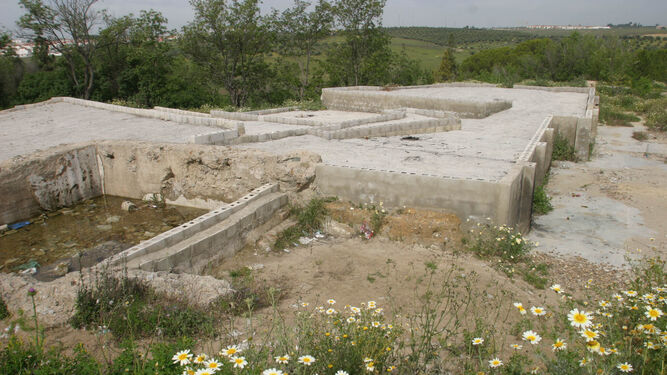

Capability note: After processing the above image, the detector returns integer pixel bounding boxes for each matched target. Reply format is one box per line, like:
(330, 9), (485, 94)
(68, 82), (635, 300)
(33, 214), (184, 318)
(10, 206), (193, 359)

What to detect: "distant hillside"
(385, 27), (533, 46)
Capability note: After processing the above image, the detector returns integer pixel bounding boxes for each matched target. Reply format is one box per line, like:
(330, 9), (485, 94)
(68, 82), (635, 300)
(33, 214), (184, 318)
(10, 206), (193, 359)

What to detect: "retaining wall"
(315, 163), (534, 233)
(321, 86), (512, 118)
(107, 184), (281, 269)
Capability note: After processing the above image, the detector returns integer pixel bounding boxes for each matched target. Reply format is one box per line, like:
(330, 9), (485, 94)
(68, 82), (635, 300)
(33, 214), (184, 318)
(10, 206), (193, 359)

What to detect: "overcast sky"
(1, 0), (665, 34)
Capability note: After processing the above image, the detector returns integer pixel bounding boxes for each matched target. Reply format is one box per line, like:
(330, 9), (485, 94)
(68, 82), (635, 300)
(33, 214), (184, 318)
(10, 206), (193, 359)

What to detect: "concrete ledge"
(108, 183), (280, 267)
(210, 110), (259, 121)
(321, 86), (512, 118)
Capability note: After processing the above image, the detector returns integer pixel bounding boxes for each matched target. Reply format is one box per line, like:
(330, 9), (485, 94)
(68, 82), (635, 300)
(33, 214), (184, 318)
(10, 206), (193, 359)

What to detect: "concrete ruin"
(0, 83), (598, 273)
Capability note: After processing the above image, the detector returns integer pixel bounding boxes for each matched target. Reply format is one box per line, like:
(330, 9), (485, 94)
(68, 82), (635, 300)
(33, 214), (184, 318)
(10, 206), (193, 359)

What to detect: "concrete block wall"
(321, 87), (512, 118)
(548, 87), (597, 160)
(258, 110), (406, 128)
(108, 184), (280, 267)
(0, 144), (102, 226)
(210, 110), (259, 121)
(315, 164), (533, 233)
(311, 116), (461, 140)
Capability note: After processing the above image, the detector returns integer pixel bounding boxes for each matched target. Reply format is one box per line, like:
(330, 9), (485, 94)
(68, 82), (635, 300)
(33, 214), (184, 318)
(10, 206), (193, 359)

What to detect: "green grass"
(552, 131), (577, 161)
(532, 184), (553, 215)
(274, 197), (331, 250)
(0, 297), (8, 320)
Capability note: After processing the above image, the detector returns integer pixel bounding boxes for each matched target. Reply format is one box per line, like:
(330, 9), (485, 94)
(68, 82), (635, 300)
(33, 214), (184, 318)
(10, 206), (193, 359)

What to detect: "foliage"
(552, 131), (577, 161)
(464, 221), (534, 262)
(0, 337), (100, 374)
(532, 184), (553, 215)
(274, 197), (330, 250)
(19, 0), (103, 99)
(434, 48), (457, 82)
(69, 268), (216, 340)
(0, 296), (9, 320)
(183, 0), (272, 107)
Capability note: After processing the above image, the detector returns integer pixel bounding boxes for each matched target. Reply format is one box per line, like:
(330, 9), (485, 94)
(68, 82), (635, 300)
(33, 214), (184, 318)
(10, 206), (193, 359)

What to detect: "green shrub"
(70, 269), (215, 340)
(464, 222), (533, 262)
(274, 198), (330, 250)
(552, 131), (577, 161)
(532, 184), (553, 215)
(0, 337), (99, 374)
(0, 296), (8, 320)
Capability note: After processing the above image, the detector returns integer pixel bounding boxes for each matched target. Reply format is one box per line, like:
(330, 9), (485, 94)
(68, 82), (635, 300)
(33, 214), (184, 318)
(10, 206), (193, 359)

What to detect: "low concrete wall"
(548, 87), (598, 160)
(321, 87), (512, 118)
(0, 145), (102, 225)
(107, 184), (280, 268)
(315, 164), (532, 232)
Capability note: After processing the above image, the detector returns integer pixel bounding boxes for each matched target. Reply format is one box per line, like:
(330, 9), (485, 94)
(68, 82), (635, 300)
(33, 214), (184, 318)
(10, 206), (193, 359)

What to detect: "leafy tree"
(434, 48), (457, 82)
(276, 0), (334, 100)
(0, 32), (25, 108)
(183, 0), (272, 107)
(18, 0), (103, 99)
(327, 0), (391, 86)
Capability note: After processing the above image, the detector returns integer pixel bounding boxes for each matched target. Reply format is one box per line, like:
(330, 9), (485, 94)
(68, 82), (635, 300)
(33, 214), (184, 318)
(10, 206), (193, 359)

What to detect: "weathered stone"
(121, 201), (137, 212)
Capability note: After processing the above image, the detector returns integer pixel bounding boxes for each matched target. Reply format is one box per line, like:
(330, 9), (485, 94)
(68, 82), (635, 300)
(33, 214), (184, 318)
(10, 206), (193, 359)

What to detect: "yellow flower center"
(573, 313), (587, 323)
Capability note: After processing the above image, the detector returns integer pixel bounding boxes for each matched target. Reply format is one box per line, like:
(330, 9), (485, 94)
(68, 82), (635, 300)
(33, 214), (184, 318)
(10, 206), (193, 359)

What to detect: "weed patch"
(274, 198), (331, 249)
(0, 296), (8, 320)
(532, 184), (553, 215)
(552, 131), (577, 161)
(69, 269), (216, 340)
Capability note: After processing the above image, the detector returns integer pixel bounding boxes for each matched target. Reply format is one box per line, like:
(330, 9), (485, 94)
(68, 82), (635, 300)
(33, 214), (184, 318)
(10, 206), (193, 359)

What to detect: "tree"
(434, 48), (457, 82)
(0, 32), (25, 108)
(276, 0), (333, 100)
(183, 0), (272, 107)
(328, 0), (391, 86)
(18, 0), (102, 99)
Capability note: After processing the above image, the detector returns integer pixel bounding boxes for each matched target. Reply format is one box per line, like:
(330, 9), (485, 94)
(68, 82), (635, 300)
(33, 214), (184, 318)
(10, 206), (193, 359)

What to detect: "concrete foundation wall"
(315, 164), (531, 231)
(0, 145), (102, 225)
(321, 86), (512, 118)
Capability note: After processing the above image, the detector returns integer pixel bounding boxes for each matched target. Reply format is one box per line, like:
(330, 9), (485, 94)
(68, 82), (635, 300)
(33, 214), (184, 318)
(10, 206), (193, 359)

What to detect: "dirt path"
(528, 123), (667, 267)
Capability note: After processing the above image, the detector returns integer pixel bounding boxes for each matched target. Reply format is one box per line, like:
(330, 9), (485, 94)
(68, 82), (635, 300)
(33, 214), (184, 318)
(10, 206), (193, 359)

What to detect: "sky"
(1, 0), (665, 34)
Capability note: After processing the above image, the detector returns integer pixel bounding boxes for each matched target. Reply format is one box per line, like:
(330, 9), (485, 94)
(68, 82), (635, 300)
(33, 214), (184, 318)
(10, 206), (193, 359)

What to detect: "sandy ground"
(0, 102), (220, 161)
(529, 123), (667, 267)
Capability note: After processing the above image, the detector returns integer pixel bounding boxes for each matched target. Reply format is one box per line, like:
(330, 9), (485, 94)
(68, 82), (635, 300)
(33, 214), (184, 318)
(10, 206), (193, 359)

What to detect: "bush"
(274, 198), (330, 250)
(464, 221), (533, 262)
(70, 269), (215, 340)
(532, 184), (553, 215)
(0, 296), (8, 320)
(552, 131), (577, 161)
(0, 337), (99, 374)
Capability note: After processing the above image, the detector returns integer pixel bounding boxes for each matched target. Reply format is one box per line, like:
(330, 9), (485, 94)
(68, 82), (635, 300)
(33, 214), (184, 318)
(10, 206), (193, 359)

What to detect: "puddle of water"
(0, 195), (206, 273)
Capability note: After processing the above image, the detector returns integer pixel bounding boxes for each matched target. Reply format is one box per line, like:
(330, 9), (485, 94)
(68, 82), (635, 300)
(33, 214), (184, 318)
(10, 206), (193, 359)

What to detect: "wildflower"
(347, 316), (357, 323)
(350, 306), (361, 314)
(27, 287), (37, 297)
(301, 302), (310, 307)
(623, 290), (638, 297)
(551, 284), (562, 293)
(531, 306), (546, 316)
(617, 362), (633, 372)
(645, 306), (664, 321)
(372, 321), (381, 328)
(552, 338), (567, 351)
(510, 344), (523, 350)
(597, 347), (611, 356)
(195, 370), (214, 375)
(645, 341), (658, 350)
(580, 329), (599, 342)
(204, 359), (222, 371)
(183, 367), (195, 375)
(598, 300), (611, 309)
(262, 369), (284, 375)
(612, 293), (624, 302)
(368, 301), (377, 309)
(335, 371), (350, 375)
(327, 299), (336, 305)
(365, 361), (375, 372)
(586, 340), (600, 353)
(298, 355), (316, 365)
(568, 308), (593, 329)
(230, 356), (247, 369)
(530, 367), (540, 374)
(472, 337), (484, 345)
(173, 350), (192, 366)
(513, 302), (527, 315)
(193, 354), (207, 364)
(275, 355), (289, 364)
(220, 345), (241, 357)
(374, 308), (384, 315)
(642, 293), (656, 302)
(489, 358), (503, 368)
(522, 330), (542, 345)
(578, 358), (587, 367)
(364, 357), (374, 363)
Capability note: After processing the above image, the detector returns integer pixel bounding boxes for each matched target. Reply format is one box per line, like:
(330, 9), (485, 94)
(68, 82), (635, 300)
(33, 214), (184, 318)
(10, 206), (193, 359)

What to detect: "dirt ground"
(529, 121), (667, 267)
